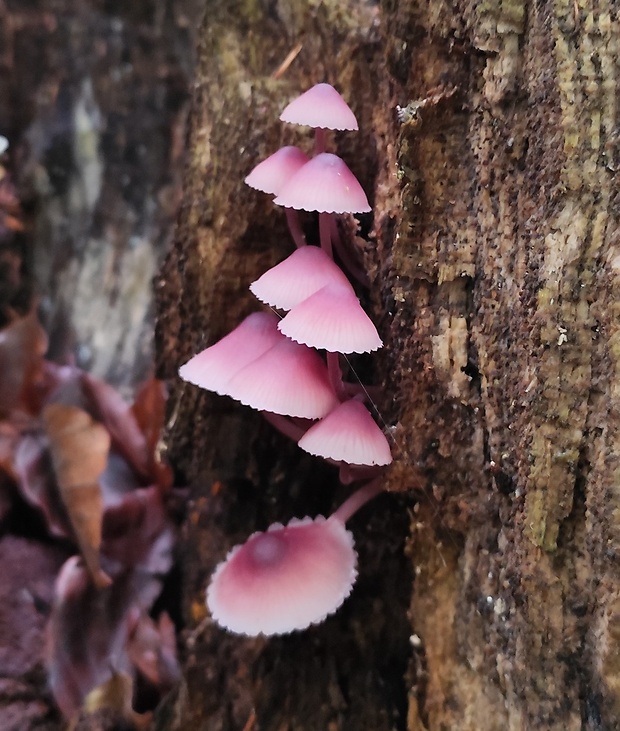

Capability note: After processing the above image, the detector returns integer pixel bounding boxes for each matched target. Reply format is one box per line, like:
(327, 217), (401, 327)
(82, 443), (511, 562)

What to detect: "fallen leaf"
(13, 431), (71, 539)
(130, 377), (172, 491)
(127, 612), (180, 689)
(101, 486), (174, 577)
(47, 554), (169, 722)
(43, 404), (112, 588)
(82, 374), (151, 482)
(46, 557), (134, 721)
(0, 308), (48, 416)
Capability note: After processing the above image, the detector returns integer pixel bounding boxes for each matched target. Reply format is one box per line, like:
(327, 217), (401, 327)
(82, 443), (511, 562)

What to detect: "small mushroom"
(206, 515), (357, 636)
(244, 146), (310, 196)
(298, 399), (392, 466)
(250, 246), (352, 310)
(178, 312), (281, 396)
(273, 152), (370, 215)
(277, 283), (382, 354)
(279, 83), (358, 132)
(225, 336), (339, 419)
(206, 480), (382, 636)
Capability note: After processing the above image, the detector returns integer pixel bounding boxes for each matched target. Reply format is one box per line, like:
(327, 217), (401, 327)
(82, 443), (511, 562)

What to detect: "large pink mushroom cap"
(178, 312), (281, 396)
(278, 283), (383, 354)
(225, 337), (339, 418)
(206, 515), (356, 636)
(298, 400), (392, 466)
(273, 153), (371, 214)
(279, 83), (358, 131)
(244, 146), (310, 196)
(250, 246), (353, 310)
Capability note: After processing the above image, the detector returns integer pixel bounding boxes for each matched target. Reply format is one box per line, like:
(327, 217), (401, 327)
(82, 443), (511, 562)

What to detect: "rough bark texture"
(155, 0), (620, 729)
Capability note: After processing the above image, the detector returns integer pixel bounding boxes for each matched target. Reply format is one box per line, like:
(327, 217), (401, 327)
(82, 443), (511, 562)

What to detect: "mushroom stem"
(333, 478), (383, 524)
(285, 208), (306, 248)
(314, 127), (326, 155)
(319, 212), (333, 258)
(262, 411), (307, 441)
(330, 218), (369, 287)
(326, 351), (344, 399)
(342, 382), (382, 402)
(339, 463), (383, 485)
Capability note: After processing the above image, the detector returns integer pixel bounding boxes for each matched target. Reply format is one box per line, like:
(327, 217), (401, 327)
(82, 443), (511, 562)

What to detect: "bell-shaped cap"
(244, 146), (309, 196)
(250, 246), (353, 310)
(273, 153), (370, 214)
(278, 284), (382, 354)
(280, 83), (358, 131)
(179, 312), (282, 396)
(226, 337), (338, 418)
(206, 515), (356, 636)
(298, 400), (392, 466)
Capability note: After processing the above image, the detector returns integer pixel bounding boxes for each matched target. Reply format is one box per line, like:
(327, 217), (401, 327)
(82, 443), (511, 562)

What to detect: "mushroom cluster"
(180, 83), (391, 636)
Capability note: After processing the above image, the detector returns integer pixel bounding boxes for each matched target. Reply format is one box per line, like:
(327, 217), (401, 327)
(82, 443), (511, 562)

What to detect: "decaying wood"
(156, 0), (619, 728)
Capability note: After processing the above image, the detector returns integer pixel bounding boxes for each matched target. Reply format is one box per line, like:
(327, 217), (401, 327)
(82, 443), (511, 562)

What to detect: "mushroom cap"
(250, 246), (353, 310)
(178, 312), (281, 396)
(298, 400), (392, 466)
(273, 153), (371, 214)
(244, 146), (310, 196)
(279, 83), (358, 131)
(278, 283), (383, 354)
(225, 337), (339, 418)
(206, 515), (357, 636)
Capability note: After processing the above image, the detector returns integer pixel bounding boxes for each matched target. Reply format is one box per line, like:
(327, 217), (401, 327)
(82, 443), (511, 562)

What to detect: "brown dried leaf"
(43, 404), (112, 588)
(82, 374), (151, 481)
(131, 377), (172, 491)
(0, 308), (48, 416)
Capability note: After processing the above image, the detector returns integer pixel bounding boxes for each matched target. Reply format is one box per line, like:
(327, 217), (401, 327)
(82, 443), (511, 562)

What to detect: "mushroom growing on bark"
(206, 480), (380, 636)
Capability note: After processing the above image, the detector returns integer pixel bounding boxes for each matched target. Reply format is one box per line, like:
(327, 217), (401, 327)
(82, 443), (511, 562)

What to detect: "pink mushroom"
(206, 480), (381, 636)
(225, 336), (339, 418)
(207, 516), (355, 635)
(244, 146), (309, 196)
(178, 312), (281, 397)
(298, 400), (392, 466)
(250, 246), (353, 310)
(280, 83), (358, 132)
(244, 146), (310, 249)
(277, 283), (383, 354)
(273, 152), (370, 215)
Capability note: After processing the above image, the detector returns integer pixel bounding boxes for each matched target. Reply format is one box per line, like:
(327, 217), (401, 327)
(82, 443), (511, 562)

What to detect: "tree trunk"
(156, 0), (620, 729)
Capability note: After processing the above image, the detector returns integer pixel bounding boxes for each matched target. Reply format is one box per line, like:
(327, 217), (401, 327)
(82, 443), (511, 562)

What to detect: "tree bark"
(156, 0), (620, 729)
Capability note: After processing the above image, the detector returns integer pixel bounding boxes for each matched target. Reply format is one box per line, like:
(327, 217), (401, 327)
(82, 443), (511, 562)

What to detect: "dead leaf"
(101, 486), (174, 577)
(47, 557), (134, 721)
(47, 554), (169, 723)
(127, 612), (180, 689)
(43, 404), (111, 588)
(82, 374), (151, 481)
(130, 377), (172, 491)
(13, 431), (71, 539)
(0, 308), (47, 416)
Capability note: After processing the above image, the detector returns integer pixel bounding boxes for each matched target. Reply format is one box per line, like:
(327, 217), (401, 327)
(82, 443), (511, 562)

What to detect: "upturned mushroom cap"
(298, 400), (392, 466)
(225, 337), (339, 418)
(278, 283), (382, 354)
(273, 153), (371, 214)
(250, 246), (353, 310)
(178, 312), (281, 396)
(279, 83), (358, 131)
(206, 515), (357, 636)
(244, 146), (310, 196)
